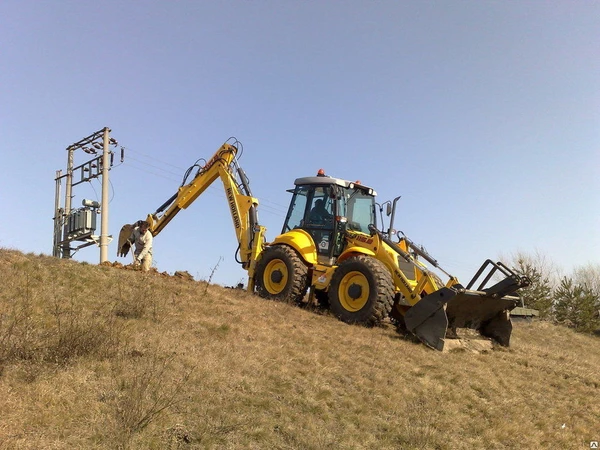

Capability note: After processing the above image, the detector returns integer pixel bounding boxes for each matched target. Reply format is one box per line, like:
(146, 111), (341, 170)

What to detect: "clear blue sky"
(1, 1), (598, 286)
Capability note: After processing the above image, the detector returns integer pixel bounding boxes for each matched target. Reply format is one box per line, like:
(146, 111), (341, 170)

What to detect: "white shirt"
(131, 227), (153, 260)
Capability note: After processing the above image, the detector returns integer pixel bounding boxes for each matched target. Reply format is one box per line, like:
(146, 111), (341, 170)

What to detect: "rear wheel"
(329, 255), (394, 326)
(254, 245), (309, 304)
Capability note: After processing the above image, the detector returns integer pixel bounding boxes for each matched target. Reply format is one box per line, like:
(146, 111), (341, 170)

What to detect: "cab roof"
(293, 175), (377, 196)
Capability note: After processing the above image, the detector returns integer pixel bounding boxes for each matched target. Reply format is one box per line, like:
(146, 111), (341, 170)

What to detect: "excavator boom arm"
(119, 142), (266, 276)
(148, 144), (236, 234)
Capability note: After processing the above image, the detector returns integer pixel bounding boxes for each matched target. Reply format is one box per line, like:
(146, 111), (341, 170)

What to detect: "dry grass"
(0, 248), (598, 449)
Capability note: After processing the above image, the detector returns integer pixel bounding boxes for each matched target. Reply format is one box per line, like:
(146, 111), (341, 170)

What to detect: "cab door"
(282, 184), (338, 264)
(304, 186), (336, 262)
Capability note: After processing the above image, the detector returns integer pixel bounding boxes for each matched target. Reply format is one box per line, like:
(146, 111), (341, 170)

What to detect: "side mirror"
(368, 224), (377, 237)
(386, 203), (392, 216)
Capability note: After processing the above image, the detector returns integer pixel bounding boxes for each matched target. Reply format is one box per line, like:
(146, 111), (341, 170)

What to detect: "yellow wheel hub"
(338, 270), (369, 312)
(263, 259), (288, 295)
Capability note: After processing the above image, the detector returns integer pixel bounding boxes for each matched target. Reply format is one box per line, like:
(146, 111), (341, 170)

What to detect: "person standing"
(130, 220), (153, 271)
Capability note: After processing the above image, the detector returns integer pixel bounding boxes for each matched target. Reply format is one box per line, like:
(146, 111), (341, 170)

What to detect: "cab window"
(282, 186), (309, 232)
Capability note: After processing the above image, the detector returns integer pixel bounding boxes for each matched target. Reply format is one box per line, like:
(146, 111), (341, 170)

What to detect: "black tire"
(254, 245), (309, 304)
(329, 255), (394, 326)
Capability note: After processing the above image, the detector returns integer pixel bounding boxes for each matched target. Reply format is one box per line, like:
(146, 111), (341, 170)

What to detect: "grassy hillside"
(0, 248), (598, 449)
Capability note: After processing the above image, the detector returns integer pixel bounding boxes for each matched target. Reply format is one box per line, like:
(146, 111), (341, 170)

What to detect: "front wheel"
(329, 255), (394, 326)
(254, 245), (309, 304)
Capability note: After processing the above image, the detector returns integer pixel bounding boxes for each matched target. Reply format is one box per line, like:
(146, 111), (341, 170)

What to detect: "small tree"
(572, 263), (600, 297)
(553, 277), (599, 333)
(510, 252), (555, 318)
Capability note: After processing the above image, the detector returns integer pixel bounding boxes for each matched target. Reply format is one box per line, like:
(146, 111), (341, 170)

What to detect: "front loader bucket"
(449, 259), (531, 345)
(404, 260), (530, 351)
(404, 287), (455, 351)
(445, 291), (519, 346)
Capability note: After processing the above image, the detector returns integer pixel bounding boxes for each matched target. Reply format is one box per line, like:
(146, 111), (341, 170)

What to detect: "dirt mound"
(173, 270), (194, 281)
(101, 260), (195, 280)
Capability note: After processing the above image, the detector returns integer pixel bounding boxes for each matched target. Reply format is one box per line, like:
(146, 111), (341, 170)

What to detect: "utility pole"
(62, 147), (75, 258)
(53, 170), (63, 257)
(100, 127), (110, 263)
(53, 127), (122, 261)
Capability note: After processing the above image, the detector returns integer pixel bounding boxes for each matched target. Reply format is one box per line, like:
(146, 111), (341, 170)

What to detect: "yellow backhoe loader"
(118, 139), (530, 350)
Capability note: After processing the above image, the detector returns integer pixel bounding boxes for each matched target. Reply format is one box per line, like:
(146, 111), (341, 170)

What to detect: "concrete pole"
(53, 170), (62, 257)
(100, 127), (110, 263)
(62, 149), (74, 258)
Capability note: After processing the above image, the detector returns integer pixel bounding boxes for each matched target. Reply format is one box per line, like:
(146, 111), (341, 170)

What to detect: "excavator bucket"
(404, 260), (530, 351)
(117, 224), (135, 257)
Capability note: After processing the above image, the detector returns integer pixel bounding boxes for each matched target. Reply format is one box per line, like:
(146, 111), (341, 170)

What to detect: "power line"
(125, 154), (289, 210)
(126, 155), (185, 178)
(125, 162), (288, 217)
(123, 143), (288, 212)
(124, 146), (291, 211)
(125, 147), (187, 171)
(126, 163), (181, 184)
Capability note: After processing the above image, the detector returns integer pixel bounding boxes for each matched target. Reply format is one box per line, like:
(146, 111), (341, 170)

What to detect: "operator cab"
(282, 170), (377, 265)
